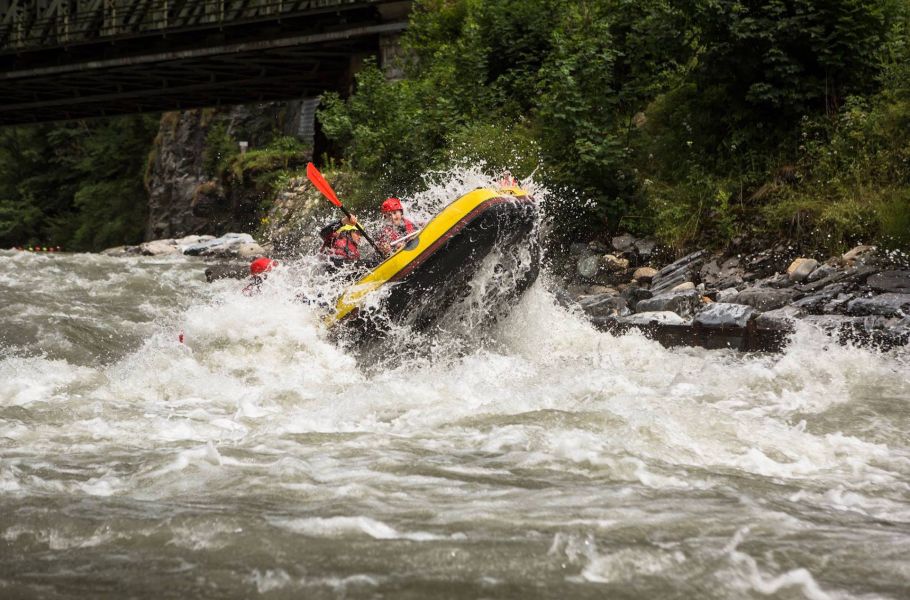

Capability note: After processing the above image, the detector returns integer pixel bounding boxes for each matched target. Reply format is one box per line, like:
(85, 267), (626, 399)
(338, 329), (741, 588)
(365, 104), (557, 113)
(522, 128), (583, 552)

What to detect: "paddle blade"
(306, 162), (342, 207)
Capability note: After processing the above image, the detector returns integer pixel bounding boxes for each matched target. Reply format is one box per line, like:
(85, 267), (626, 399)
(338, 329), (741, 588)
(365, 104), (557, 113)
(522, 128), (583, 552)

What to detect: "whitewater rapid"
(1, 246), (909, 599)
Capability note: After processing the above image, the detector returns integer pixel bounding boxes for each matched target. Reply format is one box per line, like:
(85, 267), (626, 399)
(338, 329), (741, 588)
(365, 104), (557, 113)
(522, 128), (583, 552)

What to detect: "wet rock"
(650, 250), (707, 295)
(183, 233), (262, 258)
(787, 258), (818, 282)
(611, 234), (636, 253)
(796, 265), (876, 293)
(139, 239), (179, 256)
(578, 294), (630, 318)
(867, 270), (910, 294)
(733, 287), (799, 311)
(755, 306), (804, 331)
(807, 263), (838, 282)
(671, 281), (696, 292)
(634, 238), (657, 259)
(205, 262), (249, 282)
(602, 254), (630, 271)
(620, 286), (652, 311)
(842, 244), (877, 265)
(635, 288), (701, 318)
(101, 245), (140, 256)
(633, 266), (657, 282)
(791, 283), (850, 314)
(577, 254), (601, 280)
(621, 311), (689, 325)
(588, 240), (610, 254)
(846, 293), (910, 318)
(716, 287), (740, 303)
(693, 303), (757, 328)
(175, 234), (215, 248)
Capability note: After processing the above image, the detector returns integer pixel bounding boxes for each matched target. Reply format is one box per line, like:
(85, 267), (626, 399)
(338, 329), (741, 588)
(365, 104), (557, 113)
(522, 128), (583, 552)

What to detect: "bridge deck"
(0, 0), (409, 125)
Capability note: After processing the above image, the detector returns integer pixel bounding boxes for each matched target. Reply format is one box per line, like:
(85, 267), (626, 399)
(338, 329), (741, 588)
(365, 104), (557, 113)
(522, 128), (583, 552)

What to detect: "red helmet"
(380, 197), (403, 213)
(250, 257), (277, 275)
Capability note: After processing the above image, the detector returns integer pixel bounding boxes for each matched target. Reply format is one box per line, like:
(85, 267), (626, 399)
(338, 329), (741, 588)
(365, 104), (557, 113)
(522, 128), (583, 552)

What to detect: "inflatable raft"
(325, 186), (539, 339)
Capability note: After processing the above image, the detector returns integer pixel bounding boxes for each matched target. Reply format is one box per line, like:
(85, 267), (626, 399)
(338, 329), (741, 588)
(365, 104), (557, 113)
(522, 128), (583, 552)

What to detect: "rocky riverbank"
(558, 236), (910, 351)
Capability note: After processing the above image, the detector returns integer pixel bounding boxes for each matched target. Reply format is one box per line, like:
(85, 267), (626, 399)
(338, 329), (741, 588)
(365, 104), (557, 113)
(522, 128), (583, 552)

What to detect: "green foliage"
(0, 115), (158, 251)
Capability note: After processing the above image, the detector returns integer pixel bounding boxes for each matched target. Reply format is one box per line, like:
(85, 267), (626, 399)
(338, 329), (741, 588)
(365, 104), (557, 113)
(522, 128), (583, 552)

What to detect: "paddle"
(306, 162), (384, 256)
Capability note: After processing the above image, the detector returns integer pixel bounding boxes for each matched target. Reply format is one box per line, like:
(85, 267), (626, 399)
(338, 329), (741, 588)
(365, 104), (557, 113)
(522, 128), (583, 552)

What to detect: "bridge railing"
(0, 0), (362, 53)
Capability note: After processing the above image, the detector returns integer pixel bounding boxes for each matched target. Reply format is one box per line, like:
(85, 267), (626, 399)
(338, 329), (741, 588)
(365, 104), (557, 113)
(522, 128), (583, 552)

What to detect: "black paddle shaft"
(340, 205), (384, 256)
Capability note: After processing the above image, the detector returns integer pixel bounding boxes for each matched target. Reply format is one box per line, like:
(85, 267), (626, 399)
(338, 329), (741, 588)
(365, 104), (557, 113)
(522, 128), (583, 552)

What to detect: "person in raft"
(242, 257), (278, 296)
(319, 217), (363, 261)
(376, 197), (416, 255)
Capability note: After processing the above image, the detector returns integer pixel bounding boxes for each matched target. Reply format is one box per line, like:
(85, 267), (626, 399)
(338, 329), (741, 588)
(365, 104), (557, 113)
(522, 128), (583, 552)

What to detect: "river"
(1, 245), (909, 599)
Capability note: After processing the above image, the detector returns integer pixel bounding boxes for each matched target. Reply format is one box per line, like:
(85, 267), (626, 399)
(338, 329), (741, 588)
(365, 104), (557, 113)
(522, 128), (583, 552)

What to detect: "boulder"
(611, 234), (636, 253)
(588, 240), (610, 254)
(620, 286), (653, 311)
(634, 238), (657, 258)
(589, 285), (618, 296)
(184, 233), (260, 258)
(787, 258), (818, 282)
(633, 266), (657, 282)
(577, 254), (601, 280)
(101, 245), (140, 257)
(621, 311), (689, 326)
(807, 264), (839, 282)
(670, 281), (696, 292)
(175, 234), (215, 247)
(578, 294), (630, 318)
(693, 303), (757, 328)
(867, 270), (910, 294)
(733, 287), (799, 311)
(716, 287), (740, 303)
(602, 254), (630, 271)
(846, 293), (910, 318)
(635, 288), (701, 318)
(755, 306), (804, 331)
(790, 283), (850, 314)
(139, 239), (179, 256)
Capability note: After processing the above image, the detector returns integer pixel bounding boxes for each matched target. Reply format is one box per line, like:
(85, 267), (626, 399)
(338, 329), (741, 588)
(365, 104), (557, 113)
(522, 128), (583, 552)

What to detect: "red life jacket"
(380, 219), (415, 245)
(331, 233), (361, 260)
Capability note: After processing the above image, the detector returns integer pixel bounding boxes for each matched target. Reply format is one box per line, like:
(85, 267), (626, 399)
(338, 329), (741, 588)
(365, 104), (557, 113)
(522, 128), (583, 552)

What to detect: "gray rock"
(634, 238), (657, 258)
(183, 233), (259, 257)
(635, 288), (702, 317)
(578, 294), (630, 318)
(733, 287), (799, 311)
(139, 239), (179, 256)
(577, 254), (601, 280)
(694, 303), (757, 328)
(620, 286), (653, 311)
(807, 264), (838, 282)
(867, 270), (910, 294)
(796, 265), (876, 293)
(101, 245), (140, 256)
(787, 258), (818, 282)
(621, 311), (689, 325)
(846, 293), (910, 317)
(588, 241), (610, 254)
(755, 306), (804, 330)
(611, 234), (636, 253)
(791, 283), (850, 314)
(716, 287), (740, 303)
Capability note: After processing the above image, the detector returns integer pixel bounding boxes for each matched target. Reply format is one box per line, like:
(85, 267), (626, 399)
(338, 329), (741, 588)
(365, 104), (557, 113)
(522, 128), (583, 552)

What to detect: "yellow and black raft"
(325, 186), (539, 340)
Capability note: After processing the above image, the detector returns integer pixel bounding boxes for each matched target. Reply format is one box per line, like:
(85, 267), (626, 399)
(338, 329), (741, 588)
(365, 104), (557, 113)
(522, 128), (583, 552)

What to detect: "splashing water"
(1, 173), (909, 599)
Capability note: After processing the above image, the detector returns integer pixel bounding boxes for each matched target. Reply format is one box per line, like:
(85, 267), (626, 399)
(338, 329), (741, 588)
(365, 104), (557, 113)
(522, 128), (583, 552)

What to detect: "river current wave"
(2, 229), (909, 598)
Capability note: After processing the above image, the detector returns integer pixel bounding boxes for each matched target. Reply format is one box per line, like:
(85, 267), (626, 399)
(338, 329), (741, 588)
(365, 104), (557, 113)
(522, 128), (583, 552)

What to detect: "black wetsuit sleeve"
(319, 220), (342, 243)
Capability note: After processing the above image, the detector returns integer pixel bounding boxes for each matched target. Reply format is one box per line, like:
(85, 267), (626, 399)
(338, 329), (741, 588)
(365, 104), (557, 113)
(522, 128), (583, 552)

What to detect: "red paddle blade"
(306, 162), (342, 207)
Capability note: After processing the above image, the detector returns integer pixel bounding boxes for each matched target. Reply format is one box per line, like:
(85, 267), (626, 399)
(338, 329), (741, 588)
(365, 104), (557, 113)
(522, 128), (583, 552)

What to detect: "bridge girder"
(0, 0), (410, 125)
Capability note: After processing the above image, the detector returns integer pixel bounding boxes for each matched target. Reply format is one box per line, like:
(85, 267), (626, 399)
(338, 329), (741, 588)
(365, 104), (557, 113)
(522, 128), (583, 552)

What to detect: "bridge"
(0, 0), (410, 125)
